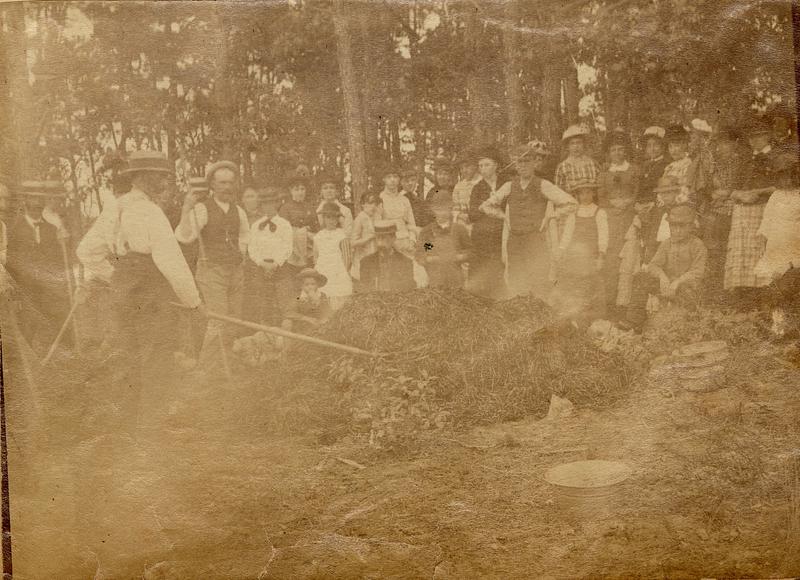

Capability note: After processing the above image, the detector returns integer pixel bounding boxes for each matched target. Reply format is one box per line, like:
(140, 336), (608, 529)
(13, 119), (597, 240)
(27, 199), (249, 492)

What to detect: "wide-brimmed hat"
(562, 124), (590, 143)
(691, 118), (713, 134)
(373, 220), (397, 236)
(296, 267), (327, 286)
(285, 173), (309, 189)
(18, 180), (67, 198)
(120, 151), (173, 176)
(664, 124), (689, 143)
(652, 176), (682, 195)
(667, 204), (696, 225)
(642, 126), (666, 141)
(205, 160), (239, 182)
(320, 201), (342, 217)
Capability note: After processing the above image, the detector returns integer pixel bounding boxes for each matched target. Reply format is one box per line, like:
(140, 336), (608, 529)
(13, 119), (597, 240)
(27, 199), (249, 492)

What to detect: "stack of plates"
(670, 340), (730, 392)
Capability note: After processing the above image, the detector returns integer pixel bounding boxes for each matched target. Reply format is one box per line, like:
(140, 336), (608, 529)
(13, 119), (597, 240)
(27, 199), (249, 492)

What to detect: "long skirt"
(724, 203), (766, 290)
(603, 207), (635, 309)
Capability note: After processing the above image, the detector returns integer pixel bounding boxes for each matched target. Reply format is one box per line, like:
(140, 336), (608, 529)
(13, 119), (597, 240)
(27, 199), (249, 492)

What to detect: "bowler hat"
(205, 160), (239, 182)
(296, 267), (327, 287)
(120, 151), (173, 176)
(373, 220), (397, 236)
(664, 124), (689, 143)
(667, 204), (696, 225)
(320, 201), (342, 217)
(18, 180), (67, 198)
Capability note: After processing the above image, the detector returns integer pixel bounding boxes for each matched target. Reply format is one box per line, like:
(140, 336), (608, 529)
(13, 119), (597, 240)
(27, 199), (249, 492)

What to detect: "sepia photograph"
(1, 0), (800, 578)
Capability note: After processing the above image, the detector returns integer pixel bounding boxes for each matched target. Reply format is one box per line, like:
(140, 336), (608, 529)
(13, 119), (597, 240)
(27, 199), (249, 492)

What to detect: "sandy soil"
(7, 343), (800, 579)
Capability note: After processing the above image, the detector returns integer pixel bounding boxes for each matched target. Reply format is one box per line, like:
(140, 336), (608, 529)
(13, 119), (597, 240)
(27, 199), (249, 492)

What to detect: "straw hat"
(562, 124), (589, 143)
(205, 160), (239, 182)
(690, 118), (713, 134)
(373, 220), (398, 236)
(120, 151), (173, 176)
(18, 180), (67, 198)
(642, 126), (666, 140)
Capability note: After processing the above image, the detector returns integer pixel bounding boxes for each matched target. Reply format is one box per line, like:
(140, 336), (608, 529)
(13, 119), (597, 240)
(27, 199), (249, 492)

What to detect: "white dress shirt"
(76, 187), (201, 308)
(175, 195), (250, 254)
(247, 214), (293, 267)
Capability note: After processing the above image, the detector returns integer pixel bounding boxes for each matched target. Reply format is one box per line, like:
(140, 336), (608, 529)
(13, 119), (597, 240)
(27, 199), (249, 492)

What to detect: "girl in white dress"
(313, 202), (353, 310)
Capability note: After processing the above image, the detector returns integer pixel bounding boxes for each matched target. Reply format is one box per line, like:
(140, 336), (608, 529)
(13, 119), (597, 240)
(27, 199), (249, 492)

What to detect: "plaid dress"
(555, 156), (601, 194)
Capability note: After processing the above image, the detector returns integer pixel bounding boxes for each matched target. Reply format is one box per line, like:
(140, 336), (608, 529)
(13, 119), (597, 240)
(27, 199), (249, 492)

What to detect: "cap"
(285, 173), (309, 189)
(120, 151), (173, 176)
(643, 126), (666, 140)
(373, 220), (398, 236)
(296, 267), (327, 286)
(399, 165), (418, 179)
(316, 171), (342, 187)
(205, 160), (239, 182)
(667, 204), (696, 225)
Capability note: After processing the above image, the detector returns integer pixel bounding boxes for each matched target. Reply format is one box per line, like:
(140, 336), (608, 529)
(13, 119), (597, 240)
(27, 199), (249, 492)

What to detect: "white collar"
(608, 160), (630, 172)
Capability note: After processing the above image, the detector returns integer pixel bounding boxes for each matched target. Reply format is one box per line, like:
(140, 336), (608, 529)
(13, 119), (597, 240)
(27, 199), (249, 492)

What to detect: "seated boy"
(282, 268), (332, 334)
(415, 196), (470, 288)
(620, 204), (707, 333)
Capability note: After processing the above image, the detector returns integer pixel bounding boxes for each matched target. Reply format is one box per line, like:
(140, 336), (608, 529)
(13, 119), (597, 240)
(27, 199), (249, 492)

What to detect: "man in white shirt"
(246, 187), (293, 325)
(77, 151), (202, 393)
(175, 160), (248, 365)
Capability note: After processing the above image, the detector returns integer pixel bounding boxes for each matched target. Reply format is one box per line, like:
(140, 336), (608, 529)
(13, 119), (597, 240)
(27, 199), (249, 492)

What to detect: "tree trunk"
(541, 60), (563, 148)
(502, 0), (524, 147)
(214, 7), (235, 161)
(563, 63), (580, 125)
(1, 2), (36, 180)
(465, 5), (491, 145)
(358, 6), (380, 168)
(333, 0), (368, 211)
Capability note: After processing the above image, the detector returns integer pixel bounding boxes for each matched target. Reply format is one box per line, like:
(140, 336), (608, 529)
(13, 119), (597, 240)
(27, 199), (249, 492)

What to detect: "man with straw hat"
(175, 159), (249, 366)
(76, 150), (202, 393)
(7, 180), (71, 349)
(479, 141), (576, 299)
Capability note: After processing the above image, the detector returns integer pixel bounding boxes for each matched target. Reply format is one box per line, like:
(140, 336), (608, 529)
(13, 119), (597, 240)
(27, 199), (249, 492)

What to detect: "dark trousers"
(243, 260), (294, 327)
(109, 253), (177, 396)
(626, 272), (700, 331)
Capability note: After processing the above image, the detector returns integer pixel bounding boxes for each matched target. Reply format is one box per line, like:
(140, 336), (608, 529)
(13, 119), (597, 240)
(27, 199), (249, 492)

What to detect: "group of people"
(2, 104), (800, 386)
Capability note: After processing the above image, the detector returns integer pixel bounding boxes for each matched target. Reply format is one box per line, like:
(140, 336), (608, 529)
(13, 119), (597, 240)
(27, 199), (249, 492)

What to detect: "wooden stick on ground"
(170, 303), (380, 358)
(41, 297), (81, 366)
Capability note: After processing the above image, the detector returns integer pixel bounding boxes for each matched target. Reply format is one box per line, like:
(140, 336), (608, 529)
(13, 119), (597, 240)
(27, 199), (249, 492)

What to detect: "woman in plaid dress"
(724, 119), (778, 301)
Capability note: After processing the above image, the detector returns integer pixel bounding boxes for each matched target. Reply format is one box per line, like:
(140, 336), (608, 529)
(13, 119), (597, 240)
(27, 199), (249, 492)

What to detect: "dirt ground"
(7, 339), (800, 579)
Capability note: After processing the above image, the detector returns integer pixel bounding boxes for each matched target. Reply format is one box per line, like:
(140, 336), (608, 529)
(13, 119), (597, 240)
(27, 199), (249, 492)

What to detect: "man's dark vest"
(200, 198), (241, 265)
(508, 176), (546, 236)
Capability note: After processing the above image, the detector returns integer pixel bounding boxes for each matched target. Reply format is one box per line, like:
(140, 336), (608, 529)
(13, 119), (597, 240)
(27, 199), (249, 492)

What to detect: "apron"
(559, 209), (605, 320)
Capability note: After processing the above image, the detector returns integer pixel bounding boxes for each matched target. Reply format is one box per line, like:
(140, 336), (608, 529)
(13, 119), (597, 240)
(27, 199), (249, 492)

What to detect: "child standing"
(416, 196), (471, 288)
(555, 179), (608, 324)
(350, 193), (382, 281)
(617, 192), (661, 307)
(315, 173), (353, 235)
(314, 202), (353, 310)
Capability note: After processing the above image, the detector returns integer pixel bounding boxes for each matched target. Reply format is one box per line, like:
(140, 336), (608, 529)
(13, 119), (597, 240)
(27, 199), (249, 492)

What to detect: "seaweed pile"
(285, 288), (634, 426)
